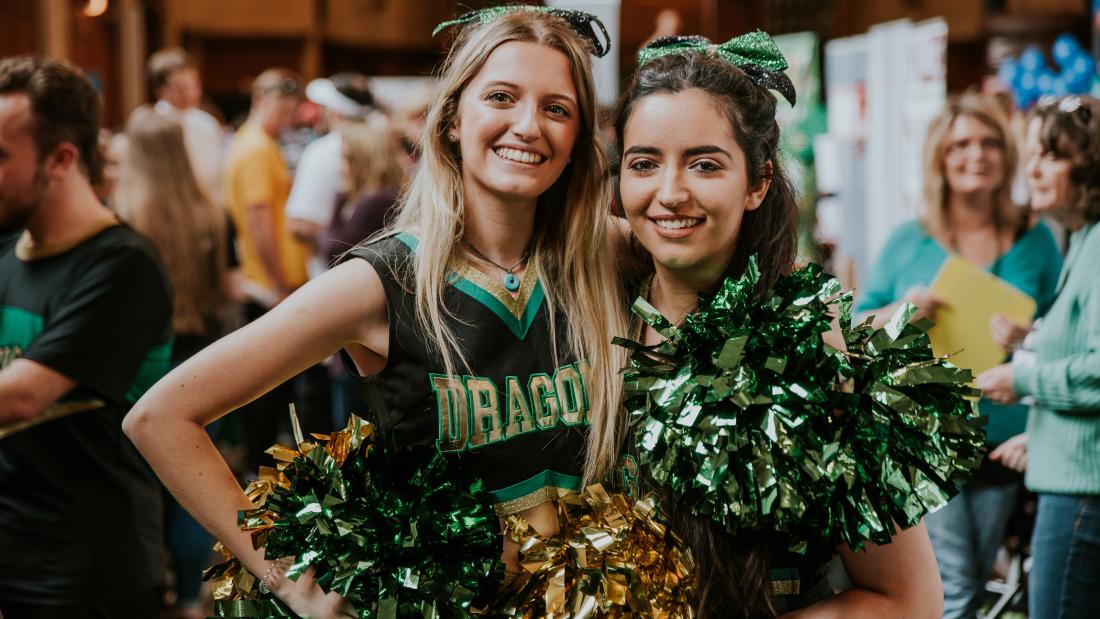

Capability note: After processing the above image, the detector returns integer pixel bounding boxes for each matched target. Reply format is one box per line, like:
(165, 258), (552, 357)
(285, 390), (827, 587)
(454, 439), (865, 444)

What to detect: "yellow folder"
(927, 255), (1036, 375)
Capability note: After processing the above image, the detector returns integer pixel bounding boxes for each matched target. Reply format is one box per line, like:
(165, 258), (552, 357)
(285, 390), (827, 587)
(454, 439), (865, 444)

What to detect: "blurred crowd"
(1, 40), (1099, 619)
(64, 48), (423, 618)
(150, 52), (426, 619)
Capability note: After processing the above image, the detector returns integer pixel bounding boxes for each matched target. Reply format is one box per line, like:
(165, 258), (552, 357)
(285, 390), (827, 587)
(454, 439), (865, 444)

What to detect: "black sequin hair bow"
(433, 5), (612, 58)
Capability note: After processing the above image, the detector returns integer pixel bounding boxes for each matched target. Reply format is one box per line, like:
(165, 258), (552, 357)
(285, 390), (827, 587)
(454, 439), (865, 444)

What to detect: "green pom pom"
(213, 416), (503, 618)
(620, 257), (985, 553)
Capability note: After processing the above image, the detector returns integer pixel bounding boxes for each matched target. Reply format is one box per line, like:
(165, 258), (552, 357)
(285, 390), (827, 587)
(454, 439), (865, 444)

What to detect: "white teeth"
(655, 218), (702, 230)
(495, 147), (544, 164)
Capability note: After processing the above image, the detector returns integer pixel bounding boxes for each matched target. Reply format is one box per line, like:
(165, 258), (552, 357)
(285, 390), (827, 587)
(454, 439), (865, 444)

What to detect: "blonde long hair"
(386, 11), (627, 482)
(114, 107), (227, 335)
(341, 119), (407, 199)
(921, 94), (1021, 237)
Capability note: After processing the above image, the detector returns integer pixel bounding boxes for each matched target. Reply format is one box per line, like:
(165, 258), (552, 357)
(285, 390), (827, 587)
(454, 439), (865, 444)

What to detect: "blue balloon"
(1037, 70), (1056, 93)
(1068, 68), (1093, 93)
(998, 59), (1020, 85)
(1019, 71), (1039, 93)
(1051, 76), (1070, 96)
(1021, 46), (1047, 72)
(1053, 33), (1081, 65)
(1071, 53), (1096, 77)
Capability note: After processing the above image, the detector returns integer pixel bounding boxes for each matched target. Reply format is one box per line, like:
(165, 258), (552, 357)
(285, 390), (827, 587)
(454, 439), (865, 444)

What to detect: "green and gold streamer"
(481, 484), (696, 618)
(204, 413), (502, 618)
(617, 257), (985, 553)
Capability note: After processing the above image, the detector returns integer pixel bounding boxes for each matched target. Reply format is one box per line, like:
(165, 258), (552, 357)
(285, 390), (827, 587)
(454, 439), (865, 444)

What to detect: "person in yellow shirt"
(223, 69), (317, 473)
(224, 68), (308, 309)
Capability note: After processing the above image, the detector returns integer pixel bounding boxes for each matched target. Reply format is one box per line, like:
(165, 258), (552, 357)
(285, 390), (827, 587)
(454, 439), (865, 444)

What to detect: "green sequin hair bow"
(433, 5), (612, 58)
(638, 31), (797, 106)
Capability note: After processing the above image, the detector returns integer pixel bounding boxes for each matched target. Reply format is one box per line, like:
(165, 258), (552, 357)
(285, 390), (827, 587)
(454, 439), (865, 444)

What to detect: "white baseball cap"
(305, 77), (371, 119)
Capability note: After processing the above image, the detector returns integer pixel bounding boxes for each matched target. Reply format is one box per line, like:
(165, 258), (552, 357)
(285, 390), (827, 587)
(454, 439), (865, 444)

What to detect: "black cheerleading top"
(345, 232), (590, 516)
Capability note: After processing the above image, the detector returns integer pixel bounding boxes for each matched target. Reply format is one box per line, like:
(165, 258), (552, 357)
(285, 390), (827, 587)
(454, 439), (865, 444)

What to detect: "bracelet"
(258, 557), (292, 595)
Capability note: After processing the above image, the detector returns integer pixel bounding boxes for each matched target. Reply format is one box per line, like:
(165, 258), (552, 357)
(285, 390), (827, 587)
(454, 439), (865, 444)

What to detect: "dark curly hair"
(1029, 95), (1100, 223)
(0, 56), (102, 184)
(614, 49), (803, 618)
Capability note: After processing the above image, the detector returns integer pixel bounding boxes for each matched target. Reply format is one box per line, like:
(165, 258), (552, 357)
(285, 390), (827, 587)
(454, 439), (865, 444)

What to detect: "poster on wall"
(821, 18), (946, 291)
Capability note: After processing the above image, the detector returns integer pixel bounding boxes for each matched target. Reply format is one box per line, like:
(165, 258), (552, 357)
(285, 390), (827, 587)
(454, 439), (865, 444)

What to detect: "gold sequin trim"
(453, 258), (539, 320)
(493, 486), (579, 516)
(771, 579), (800, 596)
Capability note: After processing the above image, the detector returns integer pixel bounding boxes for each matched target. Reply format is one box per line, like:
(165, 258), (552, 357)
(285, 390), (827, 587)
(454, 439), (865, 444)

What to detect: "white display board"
(819, 18), (947, 290)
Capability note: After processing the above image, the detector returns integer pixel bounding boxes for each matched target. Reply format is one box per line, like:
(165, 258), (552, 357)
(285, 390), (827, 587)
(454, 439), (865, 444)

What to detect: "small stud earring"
(448, 133), (457, 142)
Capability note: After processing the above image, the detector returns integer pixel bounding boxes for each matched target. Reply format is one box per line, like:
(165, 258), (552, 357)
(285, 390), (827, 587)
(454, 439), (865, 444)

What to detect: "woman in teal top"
(858, 219), (1062, 442)
(856, 94), (1062, 619)
(977, 95), (1100, 619)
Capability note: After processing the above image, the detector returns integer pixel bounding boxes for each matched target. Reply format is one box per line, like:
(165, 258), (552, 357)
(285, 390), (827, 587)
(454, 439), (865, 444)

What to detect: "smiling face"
(620, 88), (769, 289)
(1025, 116), (1076, 214)
(942, 114), (1006, 197)
(452, 41), (580, 209)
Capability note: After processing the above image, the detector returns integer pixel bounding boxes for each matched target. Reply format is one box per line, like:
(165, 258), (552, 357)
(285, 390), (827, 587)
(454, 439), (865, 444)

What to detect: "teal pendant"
(503, 272), (521, 292)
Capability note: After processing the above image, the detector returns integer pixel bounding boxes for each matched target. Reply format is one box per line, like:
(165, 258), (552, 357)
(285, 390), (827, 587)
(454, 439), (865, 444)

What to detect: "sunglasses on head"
(258, 77), (300, 96)
(1037, 94), (1092, 121)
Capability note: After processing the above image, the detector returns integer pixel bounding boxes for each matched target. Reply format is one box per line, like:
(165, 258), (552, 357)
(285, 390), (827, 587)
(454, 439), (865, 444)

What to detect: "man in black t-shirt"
(0, 57), (172, 617)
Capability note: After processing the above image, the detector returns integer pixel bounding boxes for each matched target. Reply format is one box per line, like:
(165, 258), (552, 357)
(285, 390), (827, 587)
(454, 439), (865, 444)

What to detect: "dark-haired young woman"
(614, 36), (943, 618)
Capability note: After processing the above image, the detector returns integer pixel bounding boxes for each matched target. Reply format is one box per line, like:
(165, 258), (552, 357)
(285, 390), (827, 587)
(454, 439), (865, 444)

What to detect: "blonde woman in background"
(123, 9), (627, 617)
(856, 94), (1063, 619)
(113, 108), (240, 619)
(320, 118), (407, 264)
(321, 117), (406, 427)
(115, 108), (239, 365)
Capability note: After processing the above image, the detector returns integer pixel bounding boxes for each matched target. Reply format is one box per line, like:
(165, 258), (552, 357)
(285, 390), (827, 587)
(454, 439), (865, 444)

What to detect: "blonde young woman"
(113, 108), (239, 619)
(124, 9), (626, 618)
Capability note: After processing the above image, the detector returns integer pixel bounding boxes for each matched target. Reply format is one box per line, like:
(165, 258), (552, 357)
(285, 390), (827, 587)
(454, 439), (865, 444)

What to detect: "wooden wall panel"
(619, 0), (709, 73)
(1006, 0), (1087, 16)
(324, 43), (443, 77)
(325, 0), (444, 49)
(171, 0), (313, 36)
(835, 0), (984, 41)
(0, 0), (38, 56)
(72, 11), (121, 128)
(193, 37), (305, 94)
(714, 0), (768, 40)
